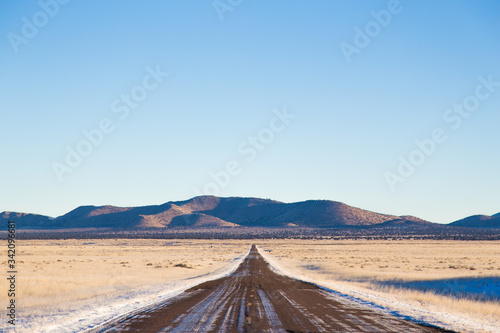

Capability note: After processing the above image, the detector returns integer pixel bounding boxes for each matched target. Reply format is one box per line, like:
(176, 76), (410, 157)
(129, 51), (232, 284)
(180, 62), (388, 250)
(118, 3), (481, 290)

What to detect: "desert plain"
(1, 239), (499, 332)
(259, 240), (500, 320)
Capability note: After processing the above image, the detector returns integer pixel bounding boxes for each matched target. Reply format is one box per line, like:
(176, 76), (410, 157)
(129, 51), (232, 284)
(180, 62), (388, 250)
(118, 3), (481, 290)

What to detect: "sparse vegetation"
(260, 240), (500, 322)
(0, 239), (248, 311)
(2, 237), (498, 331)
(2, 225), (500, 241)
(174, 263), (192, 268)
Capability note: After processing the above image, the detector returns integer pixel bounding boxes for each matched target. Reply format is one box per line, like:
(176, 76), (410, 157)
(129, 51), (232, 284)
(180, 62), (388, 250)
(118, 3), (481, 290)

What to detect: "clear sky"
(1, 0), (499, 223)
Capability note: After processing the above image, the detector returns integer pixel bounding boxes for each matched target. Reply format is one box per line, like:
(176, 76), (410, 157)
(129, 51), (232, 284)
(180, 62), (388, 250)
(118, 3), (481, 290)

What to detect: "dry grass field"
(259, 239), (500, 321)
(1, 238), (498, 331)
(0, 239), (250, 312)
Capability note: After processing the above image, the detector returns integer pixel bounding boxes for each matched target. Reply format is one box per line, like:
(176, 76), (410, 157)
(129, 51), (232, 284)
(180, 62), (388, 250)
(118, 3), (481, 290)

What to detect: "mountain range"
(1, 196), (499, 229)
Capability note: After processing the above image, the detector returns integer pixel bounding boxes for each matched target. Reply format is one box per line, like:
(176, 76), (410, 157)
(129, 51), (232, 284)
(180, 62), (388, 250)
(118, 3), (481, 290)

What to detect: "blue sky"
(1, 0), (499, 223)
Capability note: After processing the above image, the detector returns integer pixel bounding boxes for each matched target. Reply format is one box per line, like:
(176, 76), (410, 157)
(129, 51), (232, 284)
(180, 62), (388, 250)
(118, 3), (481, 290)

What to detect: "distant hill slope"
(377, 218), (432, 226)
(450, 214), (500, 228)
(51, 203), (187, 228)
(1, 196), (496, 230)
(0, 212), (54, 228)
(169, 197), (400, 227)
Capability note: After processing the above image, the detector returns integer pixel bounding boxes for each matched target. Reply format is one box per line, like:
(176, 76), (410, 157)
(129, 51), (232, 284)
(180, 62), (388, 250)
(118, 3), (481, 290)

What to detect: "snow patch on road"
(258, 247), (499, 333)
(9, 247), (251, 333)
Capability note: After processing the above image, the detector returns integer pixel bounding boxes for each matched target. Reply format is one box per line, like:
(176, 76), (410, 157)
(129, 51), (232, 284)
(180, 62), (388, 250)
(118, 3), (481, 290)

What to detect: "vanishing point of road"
(95, 245), (453, 333)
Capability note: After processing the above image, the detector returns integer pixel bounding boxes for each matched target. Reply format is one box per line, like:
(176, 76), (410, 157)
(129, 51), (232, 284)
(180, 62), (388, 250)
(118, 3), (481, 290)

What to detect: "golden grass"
(0, 239), (250, 311)
(258, 239), (500, 321)
(376, 284), (500, 318)
(260, 239), (500, 280)
(2, 238), (498, 326)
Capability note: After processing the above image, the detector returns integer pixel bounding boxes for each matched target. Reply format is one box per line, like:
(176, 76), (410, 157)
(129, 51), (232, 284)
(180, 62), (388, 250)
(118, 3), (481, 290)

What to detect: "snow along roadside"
(257, 247), (499, 333)
(10, 246), (251, 333)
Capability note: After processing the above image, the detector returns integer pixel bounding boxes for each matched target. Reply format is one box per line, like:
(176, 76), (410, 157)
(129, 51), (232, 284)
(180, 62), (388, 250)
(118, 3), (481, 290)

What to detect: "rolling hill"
(0, 212), (54, 228)
(1, 196), (497, 230)
(450, 214), (500, 228)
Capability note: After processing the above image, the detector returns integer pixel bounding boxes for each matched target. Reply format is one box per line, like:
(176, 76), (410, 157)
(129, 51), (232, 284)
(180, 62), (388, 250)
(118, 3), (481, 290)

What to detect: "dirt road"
(95, 245), (452, 332)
